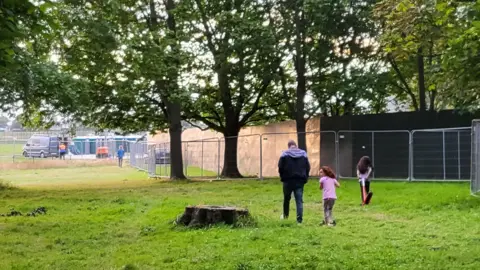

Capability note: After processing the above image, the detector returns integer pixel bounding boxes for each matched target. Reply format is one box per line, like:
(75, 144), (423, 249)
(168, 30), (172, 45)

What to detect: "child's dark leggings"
(360, 180), (370, 202)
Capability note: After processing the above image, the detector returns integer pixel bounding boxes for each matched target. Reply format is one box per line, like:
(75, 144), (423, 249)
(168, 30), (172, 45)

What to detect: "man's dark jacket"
(278, 147), (310, 185)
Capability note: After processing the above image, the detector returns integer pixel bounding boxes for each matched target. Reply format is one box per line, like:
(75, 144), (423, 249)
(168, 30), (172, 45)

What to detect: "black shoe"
(365, 192), (373, 205)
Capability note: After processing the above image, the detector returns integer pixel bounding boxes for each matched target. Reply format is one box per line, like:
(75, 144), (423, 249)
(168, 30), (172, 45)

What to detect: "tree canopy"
(0, 0), (478, 178)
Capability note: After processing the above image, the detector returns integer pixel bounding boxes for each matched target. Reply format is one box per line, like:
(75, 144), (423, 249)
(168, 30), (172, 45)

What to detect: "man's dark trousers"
(283, 182), (304, 223)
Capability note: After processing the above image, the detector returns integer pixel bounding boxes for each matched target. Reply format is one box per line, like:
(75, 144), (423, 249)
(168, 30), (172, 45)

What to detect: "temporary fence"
(0, 138), (136, 165)
(0, 129), (95, 140)
(146, 135), (262, 179)
(411, 127), (471, 181)
(471, 120), (480, 195)
(129, 140), (149, 172)
(133, 127), (477, 183)
(337, 130), (410, 180)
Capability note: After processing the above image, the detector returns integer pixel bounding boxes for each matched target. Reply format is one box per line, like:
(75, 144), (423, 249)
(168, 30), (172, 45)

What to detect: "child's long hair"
(357, 156), (372, 174)
(321, 166), (336, 179)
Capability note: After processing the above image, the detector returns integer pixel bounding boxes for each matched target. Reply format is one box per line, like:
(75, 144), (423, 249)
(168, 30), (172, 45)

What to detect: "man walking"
(278, 140), (310, 224)
(117, 145), (125, 168)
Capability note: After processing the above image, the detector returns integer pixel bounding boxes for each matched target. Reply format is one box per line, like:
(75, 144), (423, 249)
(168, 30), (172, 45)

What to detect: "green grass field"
(155, 164), (217, 178)
(0, 142), (23, 155)
(1, 166), (480, 269)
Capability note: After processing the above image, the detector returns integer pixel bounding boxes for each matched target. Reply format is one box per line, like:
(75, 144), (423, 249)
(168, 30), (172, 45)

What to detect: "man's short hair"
(288, 140), (297, 148)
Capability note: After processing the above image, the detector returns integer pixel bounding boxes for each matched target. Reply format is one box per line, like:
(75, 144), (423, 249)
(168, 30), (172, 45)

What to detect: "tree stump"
(176, 205), (249, 227)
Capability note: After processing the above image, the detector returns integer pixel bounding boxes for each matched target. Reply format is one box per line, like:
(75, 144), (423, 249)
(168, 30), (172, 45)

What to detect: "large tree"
(375, 0), (462, 111)
(182, 0), (283, 177)
(271, 0), (383, 147)
(0, 0), (87, 128)
(53, 0), (190, 179)
(436, 0), (480, 110)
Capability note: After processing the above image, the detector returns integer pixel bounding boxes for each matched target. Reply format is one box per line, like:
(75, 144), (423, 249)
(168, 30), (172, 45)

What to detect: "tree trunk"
(429, 90), (436, 111)
(176, 205), (249, 227)
(417, 48), (427, 111)
(294, 0), (307, 151)
(295, 76), (307, 151)
(150, 0), (185, 180)
(221, 126), (242, 178)
(296, 117), (307, 151)
(168, 103), (186, 180)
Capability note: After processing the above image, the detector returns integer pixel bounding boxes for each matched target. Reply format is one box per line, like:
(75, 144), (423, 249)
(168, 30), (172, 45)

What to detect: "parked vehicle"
(155, 149), (170, 164)
(96, 146), (109, 159)
(22, 135), (63, 158)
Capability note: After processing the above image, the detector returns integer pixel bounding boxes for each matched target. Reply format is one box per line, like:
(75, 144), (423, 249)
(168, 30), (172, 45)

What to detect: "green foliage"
(1, 166), (480, 269)
(272, 0), (386, 117)
(437, 1), (480, 111)
(52, 0), (186, 133)
(181, 0), (284, 132)
(0, 0), (86, 129)
(375, 0), (480, 112)
(1, 0), (479, 146)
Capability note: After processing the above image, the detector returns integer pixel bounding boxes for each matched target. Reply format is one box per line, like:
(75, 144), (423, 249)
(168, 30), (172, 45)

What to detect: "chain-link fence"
(411, 128), (471, 181)
(471, 120), (480, 195)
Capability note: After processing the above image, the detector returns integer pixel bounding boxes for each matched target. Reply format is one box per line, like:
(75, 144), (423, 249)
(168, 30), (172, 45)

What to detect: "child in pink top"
(319, 166), (340, 226)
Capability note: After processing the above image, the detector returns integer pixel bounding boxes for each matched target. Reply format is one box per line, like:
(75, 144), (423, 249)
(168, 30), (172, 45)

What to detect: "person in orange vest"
(59, 143), (66, 160)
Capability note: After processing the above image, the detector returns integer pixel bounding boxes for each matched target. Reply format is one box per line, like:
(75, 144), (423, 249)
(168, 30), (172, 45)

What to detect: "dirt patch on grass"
(0, 159), (119, 170)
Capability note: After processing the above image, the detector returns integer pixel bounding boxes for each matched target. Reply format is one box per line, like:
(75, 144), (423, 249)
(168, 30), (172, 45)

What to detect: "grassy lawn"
(0, 166), (148, 188)
(0, 142), (23, 156)
(155, 164), (217, 178)
(1, 167), (480, 269)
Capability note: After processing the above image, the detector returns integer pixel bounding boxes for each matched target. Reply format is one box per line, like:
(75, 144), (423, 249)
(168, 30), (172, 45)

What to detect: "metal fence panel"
(126, 127), (477, 183)
(182, 138), (221, 179)
(218, 135), (261, 178)
(146, 138), (222, 179)
(320, 131), (338, 174)
(412, 128), (471, 181)
(129, 141), (148, 172)
(471, 120), (480, 195)
(338, 130), (410, 180)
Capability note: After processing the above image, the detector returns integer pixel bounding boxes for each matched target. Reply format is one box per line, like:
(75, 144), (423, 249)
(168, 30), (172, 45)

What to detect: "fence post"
(409, 131), (413, 181)
(201, 140), (204, 178)
(371, 131), (375, 179)
(185, 142), (189, 178)
(335, 132), (340, 178)
(458, 131), (461, 180)
(443, 130), (446, 180)
(217, 138), (221, 179)
(318, 132), (321, 177)
(260, 134), (263, 180)
(164, 142), (168, 178)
